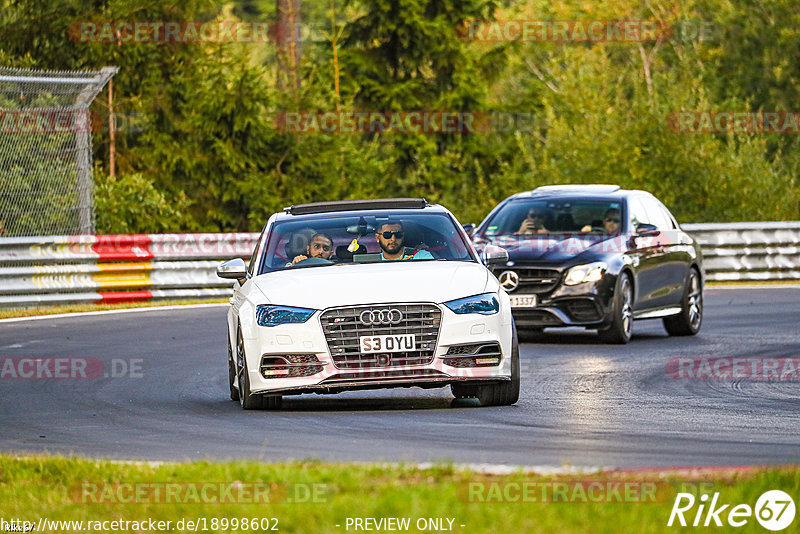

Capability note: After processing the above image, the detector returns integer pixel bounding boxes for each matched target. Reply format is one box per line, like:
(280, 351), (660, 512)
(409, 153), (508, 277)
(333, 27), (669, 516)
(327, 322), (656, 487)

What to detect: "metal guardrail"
(682, 222), (800, 281)
(0, 222), (797, 307)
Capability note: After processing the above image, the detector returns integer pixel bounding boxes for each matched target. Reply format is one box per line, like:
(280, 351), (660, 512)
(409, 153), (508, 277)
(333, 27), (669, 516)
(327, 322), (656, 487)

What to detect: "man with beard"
(375, 221), (434, 261)
(289, 232), (335, 265)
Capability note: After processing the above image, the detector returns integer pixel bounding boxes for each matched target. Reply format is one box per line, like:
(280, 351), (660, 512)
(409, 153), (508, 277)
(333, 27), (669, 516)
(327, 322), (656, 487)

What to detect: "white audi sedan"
(217, 198), (518, 409)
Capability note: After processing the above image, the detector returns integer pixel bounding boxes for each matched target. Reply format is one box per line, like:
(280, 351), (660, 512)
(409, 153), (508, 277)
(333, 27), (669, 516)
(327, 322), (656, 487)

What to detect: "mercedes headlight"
(564, 262), (607, 286)
(444, 293), (500, 315)
(256, 305), (316, 327)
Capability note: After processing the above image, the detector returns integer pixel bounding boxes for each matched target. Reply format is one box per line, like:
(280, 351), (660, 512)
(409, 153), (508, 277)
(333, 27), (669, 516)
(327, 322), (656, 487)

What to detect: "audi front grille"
(319, 303), (441, 369)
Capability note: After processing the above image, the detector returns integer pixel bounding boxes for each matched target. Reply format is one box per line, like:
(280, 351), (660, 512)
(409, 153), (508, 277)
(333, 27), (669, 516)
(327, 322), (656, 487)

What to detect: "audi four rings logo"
(498, 271), (519, 292)
(359, 308), (403, 325)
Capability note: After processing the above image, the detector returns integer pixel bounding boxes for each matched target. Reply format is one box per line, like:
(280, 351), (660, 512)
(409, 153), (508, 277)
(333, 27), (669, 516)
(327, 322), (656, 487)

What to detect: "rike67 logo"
(668, 490), (795, 531)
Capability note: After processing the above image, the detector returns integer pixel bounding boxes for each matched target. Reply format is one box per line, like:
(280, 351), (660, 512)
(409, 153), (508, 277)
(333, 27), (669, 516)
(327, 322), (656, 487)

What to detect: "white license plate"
(509, 295), (537, 308)
(359, 334), (416, 353)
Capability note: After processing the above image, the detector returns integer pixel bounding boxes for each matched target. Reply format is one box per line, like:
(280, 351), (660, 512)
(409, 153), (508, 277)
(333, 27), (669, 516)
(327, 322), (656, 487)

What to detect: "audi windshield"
(258, 211), (476, 273)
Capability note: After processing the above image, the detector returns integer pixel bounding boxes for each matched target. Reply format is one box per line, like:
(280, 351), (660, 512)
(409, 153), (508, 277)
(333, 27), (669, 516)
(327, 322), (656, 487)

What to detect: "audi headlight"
(256, 305), (316, 327)
(444, 293), (500, 315)
(564, 262), (607, 286)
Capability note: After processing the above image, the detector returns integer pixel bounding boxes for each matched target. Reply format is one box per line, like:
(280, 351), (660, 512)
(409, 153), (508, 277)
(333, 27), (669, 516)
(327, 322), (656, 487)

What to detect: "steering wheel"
(290, 257), (334, 267)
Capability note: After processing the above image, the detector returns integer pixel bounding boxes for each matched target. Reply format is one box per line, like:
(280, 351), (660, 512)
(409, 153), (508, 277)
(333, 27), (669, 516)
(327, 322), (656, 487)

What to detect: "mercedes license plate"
(509, 295), (537, 308)
(359, 334), (415, 353)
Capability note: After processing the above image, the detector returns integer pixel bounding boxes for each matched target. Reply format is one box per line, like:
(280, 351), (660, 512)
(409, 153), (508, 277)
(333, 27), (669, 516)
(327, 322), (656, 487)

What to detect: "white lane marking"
(374, 462), (605, 475)
(0, 303), (228, 324)
(0, 340), (44, 349)
(706, 284), (800, 290)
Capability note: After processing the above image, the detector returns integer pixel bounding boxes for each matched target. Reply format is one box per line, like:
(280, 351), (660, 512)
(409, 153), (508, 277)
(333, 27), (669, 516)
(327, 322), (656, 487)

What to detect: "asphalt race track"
(0, 287), (798, 468)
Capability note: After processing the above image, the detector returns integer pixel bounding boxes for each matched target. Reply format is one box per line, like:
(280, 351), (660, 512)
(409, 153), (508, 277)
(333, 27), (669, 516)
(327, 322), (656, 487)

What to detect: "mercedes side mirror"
(636, 223), (660, 237)
(481, 244), (509, 266)
(217, 258), (247, 281)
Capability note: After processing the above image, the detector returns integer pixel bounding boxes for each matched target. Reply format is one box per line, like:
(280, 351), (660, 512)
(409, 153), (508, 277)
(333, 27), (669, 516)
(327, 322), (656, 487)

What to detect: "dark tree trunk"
(276, 0), (302, 90)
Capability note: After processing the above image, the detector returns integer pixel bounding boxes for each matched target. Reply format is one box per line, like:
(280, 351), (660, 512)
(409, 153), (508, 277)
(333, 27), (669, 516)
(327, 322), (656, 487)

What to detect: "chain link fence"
(0, 66), (116, 237)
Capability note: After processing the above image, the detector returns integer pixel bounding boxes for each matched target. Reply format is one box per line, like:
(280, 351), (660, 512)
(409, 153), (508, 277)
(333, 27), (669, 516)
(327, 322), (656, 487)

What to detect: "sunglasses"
(604, 217), (621, 223)
(528, 212), (546, 218)
(380, 231), (404, 239)
(311, 242), (331, 251)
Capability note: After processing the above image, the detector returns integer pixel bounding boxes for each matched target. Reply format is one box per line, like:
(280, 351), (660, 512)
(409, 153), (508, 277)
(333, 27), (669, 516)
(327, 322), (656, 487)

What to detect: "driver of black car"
(580, 207), (621, 234)
(289, 233), (335, 265)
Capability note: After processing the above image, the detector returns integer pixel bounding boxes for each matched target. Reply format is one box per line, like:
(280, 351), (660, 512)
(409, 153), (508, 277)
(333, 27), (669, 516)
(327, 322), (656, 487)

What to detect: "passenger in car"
(289, 233), (335, 265)
(375, 221), (434, 261)
(517, 208), (550, 234)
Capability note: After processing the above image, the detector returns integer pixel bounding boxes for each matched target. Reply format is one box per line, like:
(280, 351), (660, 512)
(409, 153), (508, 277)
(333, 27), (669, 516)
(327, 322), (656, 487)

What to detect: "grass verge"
(0, 455), (797, 533)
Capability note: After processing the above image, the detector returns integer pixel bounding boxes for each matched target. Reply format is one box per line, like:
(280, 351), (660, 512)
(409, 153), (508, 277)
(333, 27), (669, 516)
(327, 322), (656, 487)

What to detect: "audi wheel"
(228, 334), (239, 401)
(237, 328), (282, 410)
(451, 320), (520, 406)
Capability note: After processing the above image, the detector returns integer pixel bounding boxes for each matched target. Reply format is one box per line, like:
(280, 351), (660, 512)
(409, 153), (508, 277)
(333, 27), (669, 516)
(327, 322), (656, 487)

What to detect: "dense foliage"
(1, 0), (798, 232)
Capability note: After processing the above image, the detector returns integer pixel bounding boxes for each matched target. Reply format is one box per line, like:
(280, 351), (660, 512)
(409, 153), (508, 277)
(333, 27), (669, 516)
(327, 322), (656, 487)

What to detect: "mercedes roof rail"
(284, 198), (429, 215)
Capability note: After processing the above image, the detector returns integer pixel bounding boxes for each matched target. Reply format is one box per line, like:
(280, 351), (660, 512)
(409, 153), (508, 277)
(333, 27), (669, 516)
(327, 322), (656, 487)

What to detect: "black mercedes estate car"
(471, 185), (704, 343)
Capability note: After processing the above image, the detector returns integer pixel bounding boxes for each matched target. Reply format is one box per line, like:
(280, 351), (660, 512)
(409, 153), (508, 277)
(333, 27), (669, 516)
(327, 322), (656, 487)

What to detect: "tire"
(236, 328), (282, 410)
(663, 268), (703, 336)
(598, 272), (633, 344)
(261, 395), (283, 409)
(228, 334), (239, 401)
(452, 321), (520, 406)
(451, 383), (478, 399)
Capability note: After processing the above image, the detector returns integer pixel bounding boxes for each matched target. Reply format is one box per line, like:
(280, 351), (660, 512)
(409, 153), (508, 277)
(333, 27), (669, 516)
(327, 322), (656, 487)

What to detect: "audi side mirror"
(481, 244), (509, 266)
(217, 258), (247, 281)
(636, 223), (660, 237)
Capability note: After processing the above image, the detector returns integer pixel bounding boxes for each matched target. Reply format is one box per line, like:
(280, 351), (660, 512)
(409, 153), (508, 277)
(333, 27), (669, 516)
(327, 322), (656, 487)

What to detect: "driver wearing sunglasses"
(602, 208), (621, 234)
(375, 221), (434, 261)
(290, 233), (335, 265)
